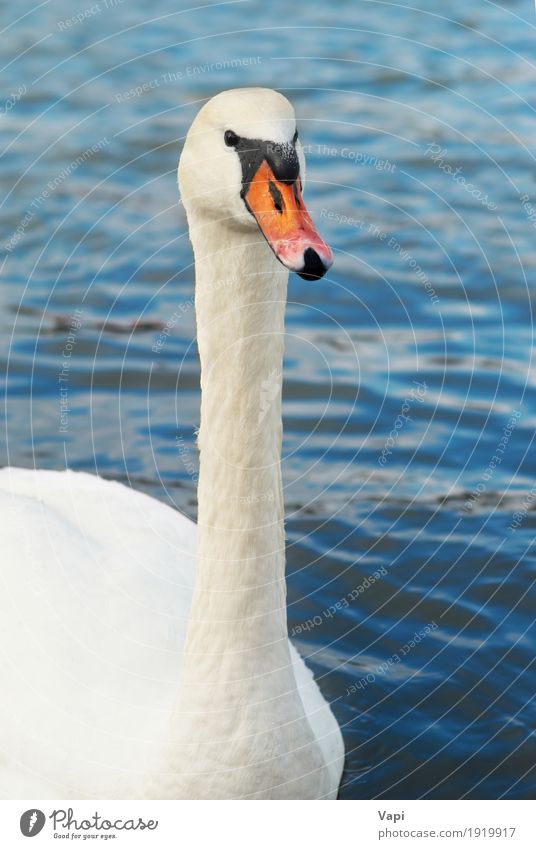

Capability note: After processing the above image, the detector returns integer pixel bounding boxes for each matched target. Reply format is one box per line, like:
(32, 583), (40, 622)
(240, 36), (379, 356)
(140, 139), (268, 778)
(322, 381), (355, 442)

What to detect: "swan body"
(0, 89), (344, 799)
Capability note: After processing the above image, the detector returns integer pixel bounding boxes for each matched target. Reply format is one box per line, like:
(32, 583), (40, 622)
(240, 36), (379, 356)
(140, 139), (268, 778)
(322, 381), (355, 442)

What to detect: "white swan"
(0, 88), (344, 800)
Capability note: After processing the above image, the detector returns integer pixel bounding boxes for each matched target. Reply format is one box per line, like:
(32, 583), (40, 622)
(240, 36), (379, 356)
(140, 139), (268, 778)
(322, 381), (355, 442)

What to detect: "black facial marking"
(224, 129), (239, 147)
(265, 141), (299, 185)
(234, 137), (266, 198)
(225, 130), (300, 199)
(269, 180), (284, 214)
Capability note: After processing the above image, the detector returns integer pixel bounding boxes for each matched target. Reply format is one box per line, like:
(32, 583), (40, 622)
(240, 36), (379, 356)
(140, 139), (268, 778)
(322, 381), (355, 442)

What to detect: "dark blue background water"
(1, 0), (535, 799)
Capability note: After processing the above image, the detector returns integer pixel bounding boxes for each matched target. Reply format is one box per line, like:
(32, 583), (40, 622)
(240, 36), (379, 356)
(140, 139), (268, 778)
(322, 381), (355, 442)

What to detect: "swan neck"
(191, 219), (289, 639)
(160, 191), (331, 801)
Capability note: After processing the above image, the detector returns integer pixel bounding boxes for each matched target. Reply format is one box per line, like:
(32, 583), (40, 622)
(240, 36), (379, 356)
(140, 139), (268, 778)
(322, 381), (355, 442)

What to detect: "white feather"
(0, 89), (344, 799)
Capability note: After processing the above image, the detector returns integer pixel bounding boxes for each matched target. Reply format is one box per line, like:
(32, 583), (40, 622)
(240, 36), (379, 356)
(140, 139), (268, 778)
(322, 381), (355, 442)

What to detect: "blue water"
(1, 0), (535, 799)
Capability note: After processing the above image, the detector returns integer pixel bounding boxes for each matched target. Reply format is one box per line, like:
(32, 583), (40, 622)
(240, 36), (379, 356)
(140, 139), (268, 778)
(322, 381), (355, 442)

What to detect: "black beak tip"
(296, 247), (330, 281)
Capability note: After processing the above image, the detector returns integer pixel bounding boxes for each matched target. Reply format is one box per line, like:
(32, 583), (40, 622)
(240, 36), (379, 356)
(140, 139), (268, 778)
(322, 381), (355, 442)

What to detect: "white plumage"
(0, 89), (344, 799)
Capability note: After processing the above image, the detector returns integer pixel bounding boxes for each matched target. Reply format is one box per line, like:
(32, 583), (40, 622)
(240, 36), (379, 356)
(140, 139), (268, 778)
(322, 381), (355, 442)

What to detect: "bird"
(0, 88), (344, 800)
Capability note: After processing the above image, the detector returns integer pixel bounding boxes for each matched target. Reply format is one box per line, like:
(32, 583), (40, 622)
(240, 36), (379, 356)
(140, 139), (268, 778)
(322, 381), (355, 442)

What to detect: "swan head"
(178, 88), (333, 280)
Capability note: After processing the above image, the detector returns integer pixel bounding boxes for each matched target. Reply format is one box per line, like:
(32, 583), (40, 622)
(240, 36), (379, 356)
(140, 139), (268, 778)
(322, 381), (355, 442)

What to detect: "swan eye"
(224, 130), (240, 147)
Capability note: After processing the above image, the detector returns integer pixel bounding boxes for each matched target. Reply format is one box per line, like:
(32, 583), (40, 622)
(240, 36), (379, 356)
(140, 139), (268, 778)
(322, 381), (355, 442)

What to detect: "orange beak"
(243, 160), (333, 280)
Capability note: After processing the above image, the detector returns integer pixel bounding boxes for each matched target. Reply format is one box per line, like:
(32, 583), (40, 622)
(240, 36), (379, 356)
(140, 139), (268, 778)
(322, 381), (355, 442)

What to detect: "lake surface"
(1, 0), (535, 799)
